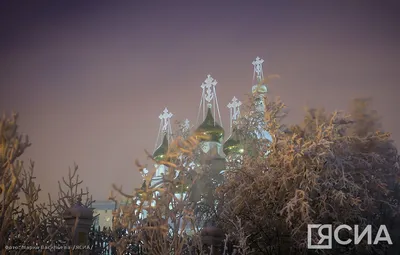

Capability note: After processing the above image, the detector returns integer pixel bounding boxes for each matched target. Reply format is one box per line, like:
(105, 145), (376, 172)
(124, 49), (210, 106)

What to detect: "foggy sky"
(0, 1), (399, 201)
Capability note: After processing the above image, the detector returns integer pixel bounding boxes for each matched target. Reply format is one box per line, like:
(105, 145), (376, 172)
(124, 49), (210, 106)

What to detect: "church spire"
(194, 75), (225, 153)
(153, 108), (173, 153)
(151, 107), (174, 188)
(223, 96), (244, 158)
(227, 96), (242, 136)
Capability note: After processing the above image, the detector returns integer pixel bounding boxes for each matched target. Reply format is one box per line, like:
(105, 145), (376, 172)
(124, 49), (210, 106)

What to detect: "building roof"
(91, 200), (116, 210)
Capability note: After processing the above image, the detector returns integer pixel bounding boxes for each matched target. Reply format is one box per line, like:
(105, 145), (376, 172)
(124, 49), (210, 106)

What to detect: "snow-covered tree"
(218, 97), (400, 255)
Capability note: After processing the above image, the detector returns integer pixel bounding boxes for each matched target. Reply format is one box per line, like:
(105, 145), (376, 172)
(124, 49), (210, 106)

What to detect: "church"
(92, 56), (274, 228)
(147, 57), (273, 212)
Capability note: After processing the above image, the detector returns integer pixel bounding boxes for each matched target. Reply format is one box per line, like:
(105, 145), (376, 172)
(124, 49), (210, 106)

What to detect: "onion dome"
(137, 180), (147, 199)
(194, 107), (224, 143)
(153, 133), (169, 162)
(141, 179), (147, 189)
(223, 128), (244, 156)
(252, 83), (268, 94)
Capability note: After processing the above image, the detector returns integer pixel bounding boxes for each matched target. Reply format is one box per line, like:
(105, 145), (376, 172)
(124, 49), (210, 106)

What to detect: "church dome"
(223, 128), (244, 156)
(137, 180), (147, 199)
(252, 83), (268, 94)
(194, 107), (224, 143)
(153, 133), (169, 162)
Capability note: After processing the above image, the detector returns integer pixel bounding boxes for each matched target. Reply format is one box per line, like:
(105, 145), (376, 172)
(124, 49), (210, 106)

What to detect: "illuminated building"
(149, 56), (272, 202)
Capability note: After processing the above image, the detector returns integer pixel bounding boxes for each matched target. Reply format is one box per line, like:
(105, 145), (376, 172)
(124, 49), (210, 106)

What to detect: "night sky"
(0, 1), (399, 201)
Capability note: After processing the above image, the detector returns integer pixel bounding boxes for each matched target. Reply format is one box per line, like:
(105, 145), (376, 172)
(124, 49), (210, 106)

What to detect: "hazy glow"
(0, 1), (398, 201)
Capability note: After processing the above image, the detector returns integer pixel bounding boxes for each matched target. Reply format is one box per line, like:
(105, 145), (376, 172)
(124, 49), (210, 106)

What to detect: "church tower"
(251, 57), (272, 141)
(223, 96), (244, 172)
(191, 75), (226, 203)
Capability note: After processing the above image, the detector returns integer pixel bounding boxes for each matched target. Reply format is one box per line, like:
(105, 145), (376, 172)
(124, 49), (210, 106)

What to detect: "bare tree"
(0, 113), (93, 255)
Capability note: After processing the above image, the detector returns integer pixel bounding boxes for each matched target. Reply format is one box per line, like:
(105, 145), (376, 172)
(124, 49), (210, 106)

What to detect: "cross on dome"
(201, 75), (218, 103)
(227, 96), (242, 121)
(196, 74), (223, 127)
(159, 108), (173, 132)
(227, 96), (242, 134)
(154, 107), (173, 152)
(252, 57), (265, 82)
(183, 119), (190, 131)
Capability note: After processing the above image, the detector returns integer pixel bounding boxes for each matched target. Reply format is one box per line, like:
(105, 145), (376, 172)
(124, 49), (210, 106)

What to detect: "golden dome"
(194, 107), (224, 143)
(153, 133), (169, 162)
(223, 128), (244, 156)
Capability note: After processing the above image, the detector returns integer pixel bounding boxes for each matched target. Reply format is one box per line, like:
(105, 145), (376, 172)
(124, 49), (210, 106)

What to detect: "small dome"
(252, 84), (268, 94)
(223, 128), (244, 156)
(141, 180), (147, 189)
(153, 134), (169, 162)
(137, 180), (147, 199)
(194, 107), (224, 143)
